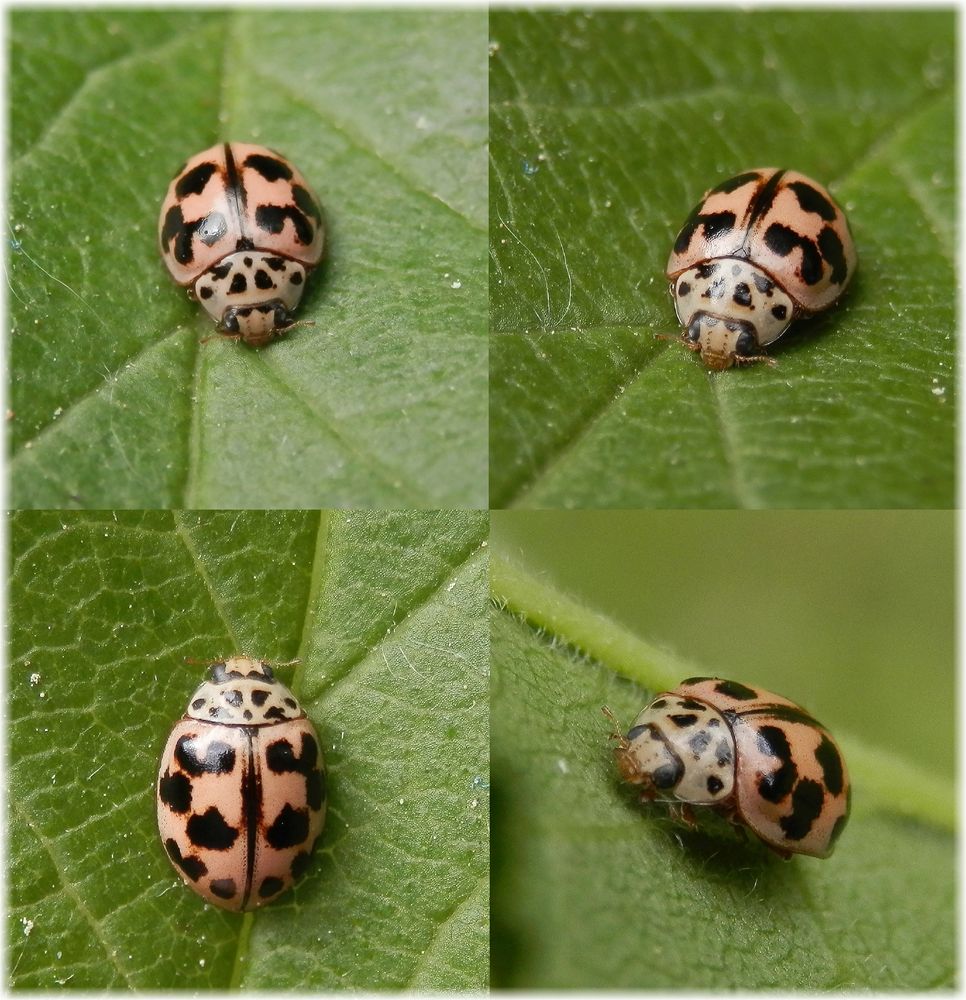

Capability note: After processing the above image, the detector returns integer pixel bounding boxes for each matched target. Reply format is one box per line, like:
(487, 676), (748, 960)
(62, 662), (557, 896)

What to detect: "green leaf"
(9, 510), (489, 990)
(489, 551), (955, 990)
(489, 10), (955, 508)
(9, 10), (487, 508)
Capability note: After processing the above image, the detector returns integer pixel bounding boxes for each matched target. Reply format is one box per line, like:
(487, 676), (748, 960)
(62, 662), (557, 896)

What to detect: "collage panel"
(8, 510), (488, 990)
(9, 9), (488, 510)
(489, 9), (954, 509)
(490, 510), (954, 990)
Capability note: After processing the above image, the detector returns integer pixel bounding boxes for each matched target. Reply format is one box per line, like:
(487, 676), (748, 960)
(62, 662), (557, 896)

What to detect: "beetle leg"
(668, 801), (699, 829)
(733, 351), (777, 368)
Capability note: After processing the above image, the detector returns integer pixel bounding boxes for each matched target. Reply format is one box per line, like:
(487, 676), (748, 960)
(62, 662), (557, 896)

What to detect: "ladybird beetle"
(665, 168), (857, 370)
(157, 657), (326, 910)
(158, 143), (325, 347)
(604, 677), (850, 858)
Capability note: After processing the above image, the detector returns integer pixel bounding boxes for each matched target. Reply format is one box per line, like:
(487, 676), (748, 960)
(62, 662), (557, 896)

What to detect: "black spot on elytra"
(264, 256), (287, 271)
(243, 710), (253, 720)
(817, 226), (848, 285)
(198, 286), (212, 300)
(291, 834), (322, 880)
(715, 739), (733, 767)
(651, 699), (668, 709)
(266, 803), (310, 849)
(210, 878), (237, 900)
(266, 733), (325, 809)
(677, 281), (691, 297)
(223, 689), (243, 707)
(229, 272), (248, 295)
(815, 734), (845, 796)
(714, 680), (758, 701)
(740, 703), (821, 728)
(251, 689), (270, 707)
(259, 876), (285, 899)
(254, 269), (274, 290)
(187, 807), (239, 850)
(210, 262), (232, 281)
(191, 698), (206, 710)
(290, 850), (313, 880)
(165, 838), (207, 881)
(779, 778), (825, 841)
(705, 278), (725, 300)
(264, 706), (289, 721)
(293, 184), (323, 225)
(256, 204), (314, 245)
(175, 735), (236, 776)
(678, 698), (707, 711)
(732, 282), (752, 307)
(674, 210), (736, 255)
(707, 717), (720, 727)
(763, 223), (824, 286)
(709, 171), (761, 196)
(788, 180), (837, 221)
(745, 170), (786, 229)
(161, 206), (204, 266)
(707, 775), (724, 795)
(669, 713), (698, 728)
(243, 256), (253, 267)
(755, 725), (798, 803)
(159, 770), (192, 813)
(694, 263), (718, 280)
(829, 786), (851, 849)
(175, 161), (218, 199)
(245, 152), (293, 182)
(771, 305), (788, 320)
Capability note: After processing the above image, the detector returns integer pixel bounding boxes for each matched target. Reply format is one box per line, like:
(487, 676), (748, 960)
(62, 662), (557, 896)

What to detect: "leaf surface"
(489, 10), (955, 508)
(9, 10), (488, 508)
(8, 510), (489, 990)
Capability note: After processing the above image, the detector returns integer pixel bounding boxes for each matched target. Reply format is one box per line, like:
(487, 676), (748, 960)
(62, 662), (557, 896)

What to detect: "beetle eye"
(652, 760), (684, 789)
(222, 309), (239, 333)
(273, 304), (291, 329)
(687, 318), (702, 343)
(735, 330), (757, 356)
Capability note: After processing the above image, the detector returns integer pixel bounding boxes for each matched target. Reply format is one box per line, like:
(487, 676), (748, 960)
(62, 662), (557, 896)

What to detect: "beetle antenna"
(601, 706), (629, 748)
